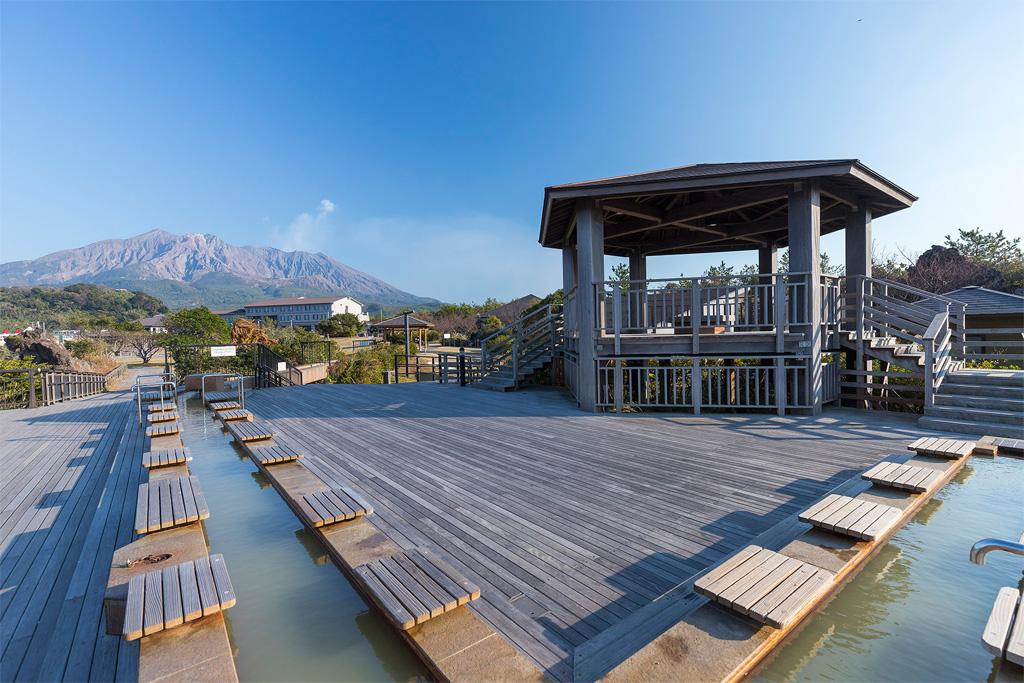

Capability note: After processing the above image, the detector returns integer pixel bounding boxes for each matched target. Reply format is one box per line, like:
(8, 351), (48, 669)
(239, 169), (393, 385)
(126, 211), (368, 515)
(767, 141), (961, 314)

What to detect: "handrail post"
(692, 358), (702, 415)
(774, 274), (785, 353)
(512, 338), (519, 389)
(855, 276), (865, 344)
(775, 357), (786, 416)
(458, 348), (467, 386)
(611, 281), (622, 355)
(924, 343), (934, 408)
(27, 368), (37, 408)
(691, 279), (701, 354)
(614, 360), (624, 413)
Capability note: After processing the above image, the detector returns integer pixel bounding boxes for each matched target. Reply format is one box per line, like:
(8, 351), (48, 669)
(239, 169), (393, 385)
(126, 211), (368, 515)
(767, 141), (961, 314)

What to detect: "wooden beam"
(600, 199), (663, 222)
(603, 186), (790, 240)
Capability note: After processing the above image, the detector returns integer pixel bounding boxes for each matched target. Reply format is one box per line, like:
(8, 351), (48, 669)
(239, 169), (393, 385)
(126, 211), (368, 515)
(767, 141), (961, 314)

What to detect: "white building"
(235, 296), (369, 330)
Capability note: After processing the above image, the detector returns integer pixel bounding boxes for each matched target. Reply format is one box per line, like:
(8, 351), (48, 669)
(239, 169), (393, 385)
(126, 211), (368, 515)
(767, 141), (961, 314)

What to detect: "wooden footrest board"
(134, 476), (210, 534)
(146, 422), (181, 438)
(861, 461), (942, 493)
(217, 409), (253, 422)
(226, 420), (274, 443)
(204, 391), (237, 403)
(353, 548), (481, 630)
(694, 545), (834, 629)
(248, 444), (303, 466)
(984, 586), (1024, 665)
(143, 447), (192, 469)
(907, 437), (974, 458)
(147, 411), (179, 424)
(299, 486), (373, 527)
(139, 391), (168, 402)
(208, 401), (241, 411)
(123, 554), (236, 641)
(991, 437), (1024, 456)
(798, 494), (901, 541)
(148, 403), (176, 413)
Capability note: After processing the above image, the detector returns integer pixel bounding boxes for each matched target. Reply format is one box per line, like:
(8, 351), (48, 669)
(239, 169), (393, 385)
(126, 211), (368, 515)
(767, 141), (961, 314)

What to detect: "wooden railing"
(961, 327), (1023, 366)
(0, 367), (108, 410)
(594, 355), (833, 414)
(592, 272), (823, 353)
(843, 276), (965, 407)
(479, 304), (562, 388)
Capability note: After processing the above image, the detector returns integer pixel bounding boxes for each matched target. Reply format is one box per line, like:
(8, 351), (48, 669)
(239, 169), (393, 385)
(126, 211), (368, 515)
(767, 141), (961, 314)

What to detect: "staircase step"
(924, 405), (1024, 427)
(935, 394), (1024, 412)
(947, 370), (1024, 388)
(940, 382), (1024, 399)
(918, 416), (1024, 440)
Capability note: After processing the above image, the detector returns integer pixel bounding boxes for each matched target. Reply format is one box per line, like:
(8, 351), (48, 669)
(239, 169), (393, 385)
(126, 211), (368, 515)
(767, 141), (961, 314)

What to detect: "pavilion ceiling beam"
(634, 224), (787, 255)
(602, 185), (790, 240)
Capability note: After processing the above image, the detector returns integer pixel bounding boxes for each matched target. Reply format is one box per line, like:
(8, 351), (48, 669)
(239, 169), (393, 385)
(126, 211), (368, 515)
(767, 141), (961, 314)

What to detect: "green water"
(178, 397), (429, 682)
(753, 457), (1024, 682)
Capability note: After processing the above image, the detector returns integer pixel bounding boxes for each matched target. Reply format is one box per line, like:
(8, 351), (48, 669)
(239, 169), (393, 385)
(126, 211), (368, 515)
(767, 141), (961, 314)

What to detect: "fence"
(393, 353), (483, 385)
(593, 355), (841, 414)
(0, 367), (108, 410)
(299, 340), (333, 365)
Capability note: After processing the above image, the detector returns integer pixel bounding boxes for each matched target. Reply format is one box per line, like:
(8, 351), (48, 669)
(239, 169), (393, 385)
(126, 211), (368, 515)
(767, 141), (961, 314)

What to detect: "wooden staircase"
(920, 368), (1024, 438)
(840, 277), (1022, 438)
(471, 305), (562, 392)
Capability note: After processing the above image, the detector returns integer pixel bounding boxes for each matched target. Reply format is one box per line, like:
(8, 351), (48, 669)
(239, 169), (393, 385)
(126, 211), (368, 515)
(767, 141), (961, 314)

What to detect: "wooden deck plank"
(178, 561), (202, 622)
(162, 565), (184, 629)
(236, 383), (947, 674)
(194, 555), (221, 617)
(210, 554), (237, 610)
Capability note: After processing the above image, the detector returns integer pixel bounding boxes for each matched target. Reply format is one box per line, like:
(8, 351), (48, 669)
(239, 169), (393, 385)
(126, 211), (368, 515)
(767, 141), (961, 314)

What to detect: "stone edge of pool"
(591, 441), (981, 683)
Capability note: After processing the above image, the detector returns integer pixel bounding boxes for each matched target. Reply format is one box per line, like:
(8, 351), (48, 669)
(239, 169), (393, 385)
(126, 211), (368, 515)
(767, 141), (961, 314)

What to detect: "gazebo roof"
(539, 159), (917, 257)
(369, 314), (435, 329)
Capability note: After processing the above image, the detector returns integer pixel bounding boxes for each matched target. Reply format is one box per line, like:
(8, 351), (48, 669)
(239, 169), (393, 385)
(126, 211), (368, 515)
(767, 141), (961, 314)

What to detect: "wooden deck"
(243, 382), (943, 679)
(0, 383), (145, 682)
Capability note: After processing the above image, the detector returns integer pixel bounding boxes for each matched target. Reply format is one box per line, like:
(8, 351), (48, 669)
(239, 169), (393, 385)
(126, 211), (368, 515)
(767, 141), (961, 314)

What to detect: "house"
(225, 296), (370, 330)
(941, 286), (1023, 362)
(139, 314), (167, 333)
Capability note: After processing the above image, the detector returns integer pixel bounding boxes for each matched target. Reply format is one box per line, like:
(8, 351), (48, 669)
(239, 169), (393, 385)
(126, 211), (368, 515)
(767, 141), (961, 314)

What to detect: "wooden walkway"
(0, 381), (145, 682)
(244, 382), (942, 680)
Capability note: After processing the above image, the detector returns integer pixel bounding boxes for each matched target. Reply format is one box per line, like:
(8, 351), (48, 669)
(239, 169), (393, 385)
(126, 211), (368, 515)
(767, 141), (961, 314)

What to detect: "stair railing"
(254, 344), (302, 388)
(923, 308), (955, 407)
(478, 304), (563, 387)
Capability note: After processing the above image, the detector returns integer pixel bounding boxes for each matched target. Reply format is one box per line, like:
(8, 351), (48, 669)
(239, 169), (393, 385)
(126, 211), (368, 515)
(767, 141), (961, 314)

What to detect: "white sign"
(443, 333), (452, 339)
(210, 345), (237, 358)
(277, 362), (287, 372)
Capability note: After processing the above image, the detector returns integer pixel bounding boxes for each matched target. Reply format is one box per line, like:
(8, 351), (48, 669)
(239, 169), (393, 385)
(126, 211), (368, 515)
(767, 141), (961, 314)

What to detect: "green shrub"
(328, 343), (407, 384)
(66, 338), (108, 358)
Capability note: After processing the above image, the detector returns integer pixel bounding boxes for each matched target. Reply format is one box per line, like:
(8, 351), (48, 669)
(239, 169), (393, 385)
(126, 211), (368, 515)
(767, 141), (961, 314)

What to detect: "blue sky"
(2, 1), (1021, 303)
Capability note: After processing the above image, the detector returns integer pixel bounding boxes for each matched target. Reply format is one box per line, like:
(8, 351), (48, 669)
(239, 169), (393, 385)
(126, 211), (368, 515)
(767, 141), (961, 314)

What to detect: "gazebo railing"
(593, 272), (822, 349)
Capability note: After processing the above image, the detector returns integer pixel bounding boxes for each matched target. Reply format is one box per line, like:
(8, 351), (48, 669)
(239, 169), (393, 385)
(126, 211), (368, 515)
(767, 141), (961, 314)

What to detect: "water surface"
(179, 396), (429, 682)
(753, 456), (1023, 682)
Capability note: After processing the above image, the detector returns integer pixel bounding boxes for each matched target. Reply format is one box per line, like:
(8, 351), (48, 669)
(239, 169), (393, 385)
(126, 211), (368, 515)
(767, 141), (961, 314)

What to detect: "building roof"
(482, 295), (542, 324)
(244, 295), (358, 307)
(942, 286), (1024, 315)
(539, 159), (917, 257)
(211, 308), (245, 316)
(139, 314), (165, 327)
(368, 314), (435, 329)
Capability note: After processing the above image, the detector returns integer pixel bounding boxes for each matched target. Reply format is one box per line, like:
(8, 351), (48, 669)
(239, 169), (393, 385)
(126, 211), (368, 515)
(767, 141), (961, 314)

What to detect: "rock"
(6, 331), (75, 368)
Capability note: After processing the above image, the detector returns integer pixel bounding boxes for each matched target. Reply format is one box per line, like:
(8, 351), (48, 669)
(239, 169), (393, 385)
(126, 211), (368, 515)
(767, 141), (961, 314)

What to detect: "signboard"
(443, 333), (452, 340)
(210, 345), (237, 358)
(277, 362), (287, 372)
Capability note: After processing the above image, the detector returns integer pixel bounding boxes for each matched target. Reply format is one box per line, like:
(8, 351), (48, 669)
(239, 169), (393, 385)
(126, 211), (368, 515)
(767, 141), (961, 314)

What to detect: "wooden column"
(758, 246), (778, 277)
(628, 249), (647, 331)
(845, 205), (872, 279)
(575, 199), (604, 412)
(562, 245), (577, 337)
(788, 183), (823, 414)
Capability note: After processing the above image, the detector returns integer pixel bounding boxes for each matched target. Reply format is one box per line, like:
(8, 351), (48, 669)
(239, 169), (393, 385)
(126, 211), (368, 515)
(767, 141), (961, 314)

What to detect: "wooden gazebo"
(368, 314), (435, 351)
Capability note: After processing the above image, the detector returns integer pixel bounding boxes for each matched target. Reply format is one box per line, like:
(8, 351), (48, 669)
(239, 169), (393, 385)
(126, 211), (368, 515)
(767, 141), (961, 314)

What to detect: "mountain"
(0, 229), (439, 311)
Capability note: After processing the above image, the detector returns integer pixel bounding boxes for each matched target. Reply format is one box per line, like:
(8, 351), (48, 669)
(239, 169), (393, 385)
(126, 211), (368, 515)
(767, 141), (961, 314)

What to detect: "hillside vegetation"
(0, 283), (167, 329)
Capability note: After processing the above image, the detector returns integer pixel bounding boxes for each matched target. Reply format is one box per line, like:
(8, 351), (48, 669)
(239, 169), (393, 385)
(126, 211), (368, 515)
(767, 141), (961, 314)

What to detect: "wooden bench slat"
(982, 586), (1019, 657)
(142, 570), (164, 636)
(393, 553), (459, 612)
(162, 565), (184, 629)
(732, 557), (804, 616)
(227, 420), (274, 443)
(178, 561), (203, 622)
(147, 411), (179, 424)
(189, 476), (210, 519)
(218, 409), (253, 422)
(209, 401), (241, 411)
(158, 479), (173, 530)
(693, 545), (763, 596)
(717, 552), (789, 608)
(195, 555), (221, 617)
(409, 548), (481, 602)
(142, 447), (191, 469)
(320, 489), (357, 521)
(124, 574), (145, 641)
(354, 565), (416, 630)
(380, 556), (445, 619)
(762, 567), (833, 628)
(799, 494), (902, 541)
(210, 554), (237, 610)
(146, 422), (181, 438)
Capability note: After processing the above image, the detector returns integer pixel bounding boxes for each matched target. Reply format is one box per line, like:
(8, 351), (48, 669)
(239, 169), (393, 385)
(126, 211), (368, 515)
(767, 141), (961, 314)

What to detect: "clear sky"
(1, 1), (1021, 303)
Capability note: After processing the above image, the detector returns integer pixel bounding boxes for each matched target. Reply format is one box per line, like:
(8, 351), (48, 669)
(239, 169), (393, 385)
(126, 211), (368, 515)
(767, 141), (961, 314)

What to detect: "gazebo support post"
(846, 204), (873, 408)
(575, 199), (604, 412)
(788, 182), (823, 414)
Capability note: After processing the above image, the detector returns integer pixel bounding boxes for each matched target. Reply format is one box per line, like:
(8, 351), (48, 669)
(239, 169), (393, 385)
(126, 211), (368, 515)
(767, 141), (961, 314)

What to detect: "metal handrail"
(200, 372), (244, 408)
(135, 379), (176, 424)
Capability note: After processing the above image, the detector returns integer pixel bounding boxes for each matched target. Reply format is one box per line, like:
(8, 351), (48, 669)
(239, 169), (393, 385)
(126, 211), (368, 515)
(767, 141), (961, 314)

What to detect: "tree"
(612, 263), (631, 289)
(316, 313), (363, 337)
(103, 329), (133, 356)
(129, 332), (163, 363)
(944, 228), (1023, 263)
(163, 307), (231, 344)
(778, 251), (844, 276)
